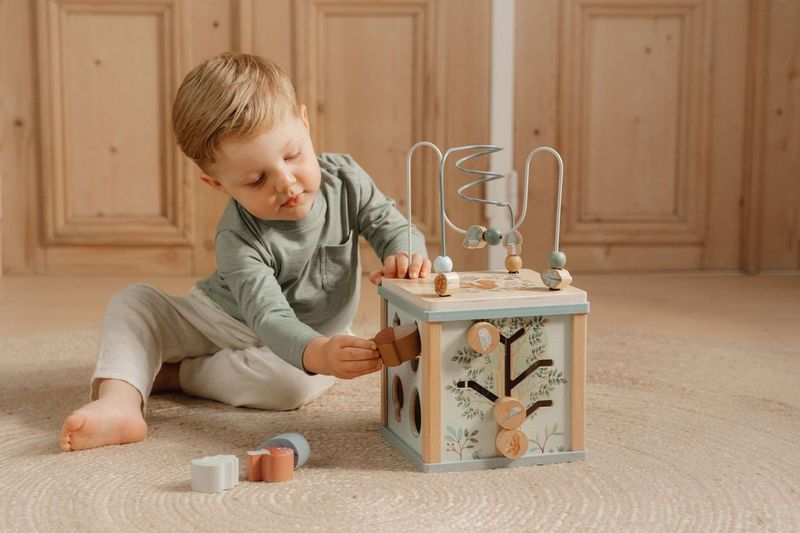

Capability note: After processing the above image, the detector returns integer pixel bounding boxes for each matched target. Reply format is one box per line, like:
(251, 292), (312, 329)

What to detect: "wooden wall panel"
(295, 0), (443, 243)
(37, 0), (190, 250)
(0, 0), (43, 274)
(442, 0), (491, 272)
(294, 0), (488, 273)
(514, 0), (560, 275)
(561, 0), (711, 247)
(757, 0), (800, 269)
(189, 0), (245, 275)
(4, 0), (793, 275)
(705, 0), (748, 269)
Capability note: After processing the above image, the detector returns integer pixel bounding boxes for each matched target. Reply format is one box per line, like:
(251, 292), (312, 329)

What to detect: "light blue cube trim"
(379, 426), (587, 474)
(378, 287), (590, 322)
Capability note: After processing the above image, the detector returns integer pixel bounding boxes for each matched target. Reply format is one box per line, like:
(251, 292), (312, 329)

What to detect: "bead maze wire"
(405, 142), (566, 278)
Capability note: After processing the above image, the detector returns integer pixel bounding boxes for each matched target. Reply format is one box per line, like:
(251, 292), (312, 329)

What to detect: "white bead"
(433, 256), (453, 273)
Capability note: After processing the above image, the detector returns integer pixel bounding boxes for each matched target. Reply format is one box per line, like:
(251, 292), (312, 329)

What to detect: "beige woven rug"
(1, 324), (798, 532)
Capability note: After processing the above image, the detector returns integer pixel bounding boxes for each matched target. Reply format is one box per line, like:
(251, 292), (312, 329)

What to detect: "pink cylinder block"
(246, 449), (270, 482)
(261, 447), (294, 482)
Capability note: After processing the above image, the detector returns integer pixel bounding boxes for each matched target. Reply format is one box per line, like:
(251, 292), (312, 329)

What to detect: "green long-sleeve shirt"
(198, 153), (427, 372)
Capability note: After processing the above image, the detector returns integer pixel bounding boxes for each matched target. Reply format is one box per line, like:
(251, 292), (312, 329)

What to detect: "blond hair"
(172, 53), (299, 167)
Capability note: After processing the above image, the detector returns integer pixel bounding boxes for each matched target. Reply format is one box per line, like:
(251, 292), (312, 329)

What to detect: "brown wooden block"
(374, 323), (421, 366)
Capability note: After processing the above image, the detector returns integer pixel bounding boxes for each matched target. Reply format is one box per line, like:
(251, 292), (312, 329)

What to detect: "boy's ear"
(299, 104), (309, 129)
(200, 173), (228, 194)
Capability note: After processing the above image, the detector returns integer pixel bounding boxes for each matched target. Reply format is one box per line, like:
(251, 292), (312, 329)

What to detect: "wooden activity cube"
(378, 269), (589, 473)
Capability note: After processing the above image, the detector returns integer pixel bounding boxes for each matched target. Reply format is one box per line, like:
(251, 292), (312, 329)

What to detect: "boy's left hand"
(368, 252), (431, 285)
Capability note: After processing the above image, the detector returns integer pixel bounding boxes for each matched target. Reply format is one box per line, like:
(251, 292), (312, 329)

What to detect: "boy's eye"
(285, 150), (301, 161)
(249, 174), (267, 187)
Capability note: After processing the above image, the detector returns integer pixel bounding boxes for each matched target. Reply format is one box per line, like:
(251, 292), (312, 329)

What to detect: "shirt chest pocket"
(319, 229), (358, 291)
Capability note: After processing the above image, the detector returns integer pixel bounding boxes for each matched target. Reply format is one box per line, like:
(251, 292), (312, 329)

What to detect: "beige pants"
(90, 283), (337, 414)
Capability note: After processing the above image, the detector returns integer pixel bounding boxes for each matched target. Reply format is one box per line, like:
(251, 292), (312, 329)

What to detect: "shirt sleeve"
(345, 156), (428, 260)
(215, 229), (321, 373)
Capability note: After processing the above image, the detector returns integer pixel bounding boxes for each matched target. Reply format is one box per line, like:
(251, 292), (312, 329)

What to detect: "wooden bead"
(467, 321), (500, 354)
(504, 254), (523, 274)
(496, 429), (529, 459)
(541, 268), (572, 290)
(463, 225), (487, 249)
(493, 396), (526, 430)
(434, 272), (460, 297)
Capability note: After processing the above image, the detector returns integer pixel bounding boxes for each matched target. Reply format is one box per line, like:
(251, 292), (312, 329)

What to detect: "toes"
(60, 412), (86, 452)
(63, 412), (86, 432)
(59, 427), (72, 452)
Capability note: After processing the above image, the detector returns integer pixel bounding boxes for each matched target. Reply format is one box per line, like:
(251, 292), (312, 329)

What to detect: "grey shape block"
(258, 432), (310, 469)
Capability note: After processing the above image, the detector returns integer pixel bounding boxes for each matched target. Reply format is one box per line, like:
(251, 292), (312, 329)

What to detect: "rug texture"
(1, 323), (798, 532)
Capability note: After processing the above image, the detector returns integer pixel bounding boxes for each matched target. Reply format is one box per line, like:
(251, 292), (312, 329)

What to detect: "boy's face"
(201, 106), (321, 221)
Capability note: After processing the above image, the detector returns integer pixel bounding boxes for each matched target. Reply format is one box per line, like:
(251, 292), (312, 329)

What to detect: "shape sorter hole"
(409, 321), (420, 372)
(409, 387), (421, 438)
(392, 374), (404, 423)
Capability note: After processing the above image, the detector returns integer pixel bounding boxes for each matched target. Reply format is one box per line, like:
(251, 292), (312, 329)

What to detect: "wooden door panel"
(516, 0), (746, 272)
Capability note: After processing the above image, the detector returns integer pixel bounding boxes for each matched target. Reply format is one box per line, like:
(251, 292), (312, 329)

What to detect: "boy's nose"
(275, 173), (297, 192)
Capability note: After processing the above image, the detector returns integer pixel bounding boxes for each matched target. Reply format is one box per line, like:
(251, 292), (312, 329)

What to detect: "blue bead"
(483, 227), (503, 245)
(433, 256), (453, 273)
(549, 251), (567, 269)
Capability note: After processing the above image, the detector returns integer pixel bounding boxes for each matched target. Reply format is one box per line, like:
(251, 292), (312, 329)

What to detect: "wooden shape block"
(191, 455), (239, 493)
(495, 429), (529, 459)
(493, 396), (526, 430)
(434, 272), (460, 297)
(541, 268), (573, 290)
(246, 449), (270, 482)
(374, 323), (421, 366)
(463, 225), (487, 249)
(467, 321), (500, 354)
(261, 447), (295, 483)
(258, 432), (310, 469)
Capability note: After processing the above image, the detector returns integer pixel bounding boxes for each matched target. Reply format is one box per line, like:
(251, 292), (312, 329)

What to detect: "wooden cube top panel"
(379, 269), (588, 315)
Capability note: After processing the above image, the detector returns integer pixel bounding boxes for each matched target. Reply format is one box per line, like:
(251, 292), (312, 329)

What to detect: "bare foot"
(60, 379), (147, 452)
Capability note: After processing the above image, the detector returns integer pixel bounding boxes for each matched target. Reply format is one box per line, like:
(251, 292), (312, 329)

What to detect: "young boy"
(59, 53), (430, 452)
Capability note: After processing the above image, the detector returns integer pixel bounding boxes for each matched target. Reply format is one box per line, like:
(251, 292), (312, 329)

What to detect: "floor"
(1, 272), (798, 351)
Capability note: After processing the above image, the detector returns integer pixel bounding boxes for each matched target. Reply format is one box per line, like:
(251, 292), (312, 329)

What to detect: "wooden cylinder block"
(493, 396), (526, 430)
(467, 321), (500, 354)
(246, 449), (270, 482)
(541, 268), (573, 290)
(496, 429), (529, 459)
(434, 272), (460, 297)
(261, 447), (295, 483)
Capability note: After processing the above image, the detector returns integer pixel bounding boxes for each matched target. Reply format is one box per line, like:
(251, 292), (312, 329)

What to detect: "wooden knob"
(467, 321), (500, 354)
(493, 396), (526, 430)
(496, 429), (529, 459)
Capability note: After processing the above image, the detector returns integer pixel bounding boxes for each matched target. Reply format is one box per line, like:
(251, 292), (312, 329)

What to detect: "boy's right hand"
(303, 335), (382, 379)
